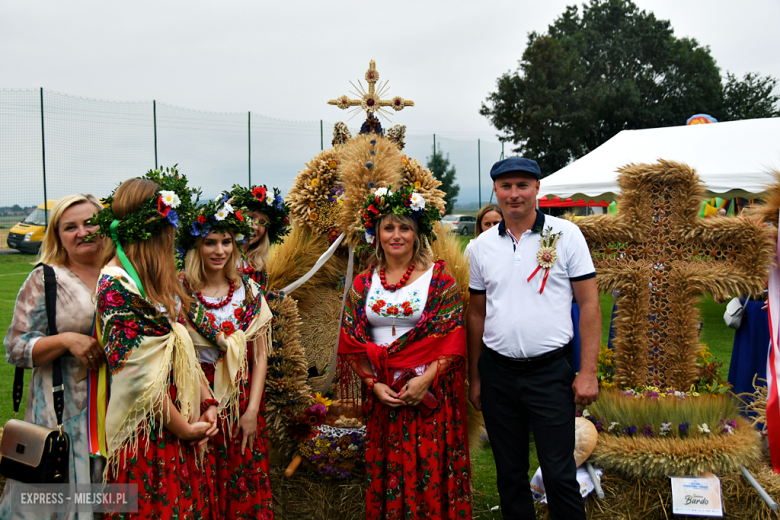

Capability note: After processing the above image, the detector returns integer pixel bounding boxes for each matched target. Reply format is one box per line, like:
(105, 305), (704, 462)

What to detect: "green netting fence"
(0, 89), (503, 250)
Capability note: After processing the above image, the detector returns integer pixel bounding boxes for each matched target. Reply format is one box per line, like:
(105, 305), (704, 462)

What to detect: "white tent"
(538, 117), (780, 203)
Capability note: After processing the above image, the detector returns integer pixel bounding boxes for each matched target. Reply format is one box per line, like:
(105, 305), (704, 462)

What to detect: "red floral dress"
(184, 276), (274, 520)
(97, 271), (218, 520)
(104, 386), (219, 520)
(363, 371), (471, 519)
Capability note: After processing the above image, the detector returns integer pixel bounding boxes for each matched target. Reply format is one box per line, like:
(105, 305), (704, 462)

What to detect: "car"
(6, 200), (58, 253)
(441, 214), (477, 236)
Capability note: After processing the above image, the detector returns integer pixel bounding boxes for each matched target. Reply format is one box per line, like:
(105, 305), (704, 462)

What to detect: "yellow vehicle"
(7, 200), (58, 253)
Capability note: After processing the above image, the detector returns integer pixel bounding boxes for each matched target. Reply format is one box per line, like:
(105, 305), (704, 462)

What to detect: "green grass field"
(0, 250), (737, 519)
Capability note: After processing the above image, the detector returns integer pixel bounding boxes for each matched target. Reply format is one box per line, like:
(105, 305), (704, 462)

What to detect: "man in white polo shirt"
(467, 157), (600, 520)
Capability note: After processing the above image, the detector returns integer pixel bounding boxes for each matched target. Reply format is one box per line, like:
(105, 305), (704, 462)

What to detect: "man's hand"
(469, 376), (482, 411)
(572, 372), (599, 406)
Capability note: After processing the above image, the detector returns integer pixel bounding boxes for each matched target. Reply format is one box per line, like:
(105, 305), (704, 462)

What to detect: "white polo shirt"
(469, 210), (595, 359)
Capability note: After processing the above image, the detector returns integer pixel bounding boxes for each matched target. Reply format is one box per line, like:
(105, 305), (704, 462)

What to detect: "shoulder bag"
(723, 297), (746, 330)
(0, 263), (70, 483)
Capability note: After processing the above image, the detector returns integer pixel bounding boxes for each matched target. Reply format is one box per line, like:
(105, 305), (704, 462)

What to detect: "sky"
(2, 0), (780, 205)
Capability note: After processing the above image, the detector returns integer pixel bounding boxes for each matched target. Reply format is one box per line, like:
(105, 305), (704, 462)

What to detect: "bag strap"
(13, 264), (65, 427)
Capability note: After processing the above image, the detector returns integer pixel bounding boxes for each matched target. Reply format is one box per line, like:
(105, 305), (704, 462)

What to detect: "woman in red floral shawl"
(339, 186), (472, 520)
(179, 192), (275, 520)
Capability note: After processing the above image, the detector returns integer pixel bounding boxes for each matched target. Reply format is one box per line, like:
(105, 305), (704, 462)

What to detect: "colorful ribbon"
(87, 318), (109, 457)
(109, 219), (146, 298)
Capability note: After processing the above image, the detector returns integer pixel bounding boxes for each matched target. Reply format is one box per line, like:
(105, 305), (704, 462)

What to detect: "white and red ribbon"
(527, 265), (551, 294)
(766, 212), (780, 472)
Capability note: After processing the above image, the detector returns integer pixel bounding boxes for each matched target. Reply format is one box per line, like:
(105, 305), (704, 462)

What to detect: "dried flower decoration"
(387, 124), (406, 150)
(332, 122), (352, 147)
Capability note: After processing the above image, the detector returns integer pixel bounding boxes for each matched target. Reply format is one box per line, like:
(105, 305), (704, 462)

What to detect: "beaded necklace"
(196, 279), (235, 310)
(379, 264), (415, 291)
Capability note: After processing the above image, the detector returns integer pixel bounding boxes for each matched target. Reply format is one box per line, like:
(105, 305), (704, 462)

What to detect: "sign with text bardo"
(670, 473), (723, 517)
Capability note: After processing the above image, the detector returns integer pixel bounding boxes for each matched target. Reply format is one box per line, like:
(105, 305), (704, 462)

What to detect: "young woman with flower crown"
(179, 191), (275, 519)
(230, 184), (291, 293)
(338, 186), (472, 519)
(92, 169), (219, 520)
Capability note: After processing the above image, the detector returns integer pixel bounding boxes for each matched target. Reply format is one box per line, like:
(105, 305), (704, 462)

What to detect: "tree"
(481, 0), (776, 174)
(426, 144), (460, 214)
(723, 72), (780, 120)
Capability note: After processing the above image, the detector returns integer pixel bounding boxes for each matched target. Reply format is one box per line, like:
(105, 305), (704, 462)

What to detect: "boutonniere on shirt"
(527, 226), (563, 294)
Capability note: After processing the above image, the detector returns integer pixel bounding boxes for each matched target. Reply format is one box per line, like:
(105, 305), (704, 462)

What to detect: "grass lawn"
(0, 251), (738, 519)
(0, 254), (38, 423)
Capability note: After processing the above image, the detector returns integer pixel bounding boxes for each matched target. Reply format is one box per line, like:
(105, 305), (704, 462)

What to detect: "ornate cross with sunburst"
(328, 60), (415, 120)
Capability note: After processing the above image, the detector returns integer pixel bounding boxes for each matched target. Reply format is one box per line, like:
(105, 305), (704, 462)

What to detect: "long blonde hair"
(245, 232), (270, 272)
(184, 233), (243, 292)
(373, 213), (433, 269)
(102, 178), (190, 317)
(37, 194), (103, 266)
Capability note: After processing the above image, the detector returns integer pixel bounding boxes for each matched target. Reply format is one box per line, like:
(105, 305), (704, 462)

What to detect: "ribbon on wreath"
(527, 227), (562, 294)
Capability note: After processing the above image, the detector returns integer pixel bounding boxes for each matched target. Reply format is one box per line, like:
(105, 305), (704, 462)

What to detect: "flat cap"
(490, 157), (541, 181)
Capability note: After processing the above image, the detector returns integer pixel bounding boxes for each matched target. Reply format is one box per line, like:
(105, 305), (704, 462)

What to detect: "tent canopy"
(538, 117), (780, 203)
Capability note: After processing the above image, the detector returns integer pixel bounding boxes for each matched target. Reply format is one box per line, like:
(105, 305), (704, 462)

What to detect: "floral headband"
(359, 185), (441, 247)
(230, 184), (291, 245)
(176, 191), (254, 257)
(89, 166), (198, 246)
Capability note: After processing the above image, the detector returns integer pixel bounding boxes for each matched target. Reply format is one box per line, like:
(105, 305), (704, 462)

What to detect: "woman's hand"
(64, 332), (105, 371)
(373, 383), (406, 408)
(193, 406), (219, 446)
(398, 376), (432, 406)
(180, 421), (216, 442)
(232, 407), (258, 455)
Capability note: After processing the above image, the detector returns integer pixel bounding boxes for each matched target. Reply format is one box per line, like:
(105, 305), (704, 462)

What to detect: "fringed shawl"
(338, 260), (466, 397)
(182, 275), (272, 427)
(95, 267), (207, 477)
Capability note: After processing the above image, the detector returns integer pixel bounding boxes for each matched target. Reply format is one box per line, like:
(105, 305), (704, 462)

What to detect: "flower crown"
(177, 191), (254, 256)
(230, 184), (292, 245)
(359, 185), (441, 246)
(89, 166), (198, 245)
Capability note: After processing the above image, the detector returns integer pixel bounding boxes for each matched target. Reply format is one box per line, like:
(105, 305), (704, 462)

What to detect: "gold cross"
(577, 160), (773, 389)
(328, 60), (414, 120)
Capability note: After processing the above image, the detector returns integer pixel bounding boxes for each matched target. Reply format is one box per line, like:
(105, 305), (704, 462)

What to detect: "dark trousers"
(479, 348), (586, 520)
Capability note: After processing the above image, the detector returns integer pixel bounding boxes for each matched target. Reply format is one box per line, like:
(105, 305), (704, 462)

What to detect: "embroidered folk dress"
(339, 261), (472, 520)
(237, 259), (267, 294)
(0, 265), (104, 520)
(366, 266), (434, 380)
(96, 266), (218, 520)
(183, 276), (274, 520)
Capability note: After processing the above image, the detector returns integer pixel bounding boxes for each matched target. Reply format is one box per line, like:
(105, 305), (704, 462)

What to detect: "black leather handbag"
(0, 263), (70, 483)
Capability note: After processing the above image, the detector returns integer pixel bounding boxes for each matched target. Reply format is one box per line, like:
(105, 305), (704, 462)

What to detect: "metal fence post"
(153, 100), (158, 169)
(478, 139), (482, 208)
(248, 112), (252, 185)
(490, 142), (503, 203)
(40, 88), (48, 228)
